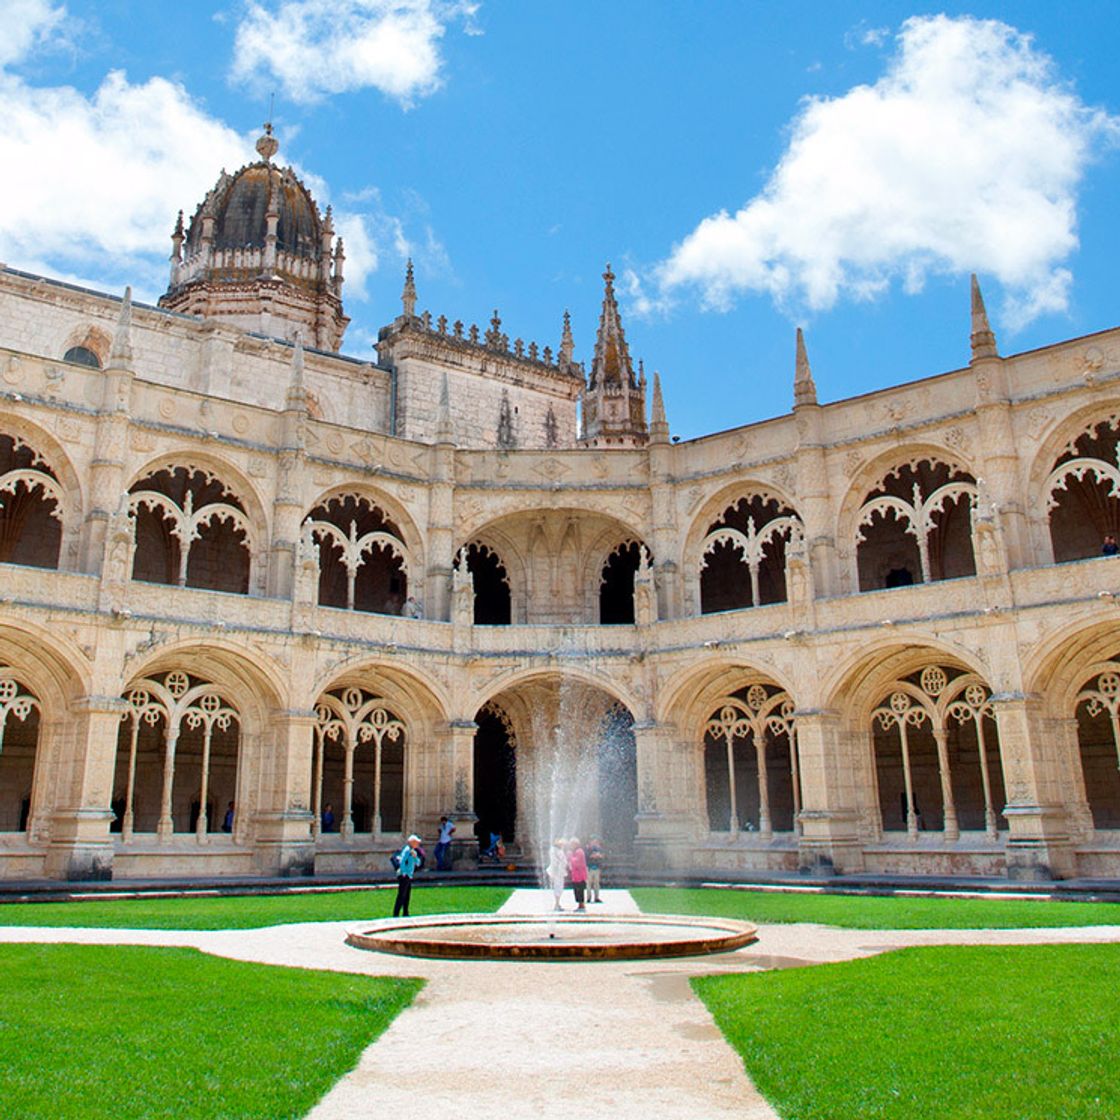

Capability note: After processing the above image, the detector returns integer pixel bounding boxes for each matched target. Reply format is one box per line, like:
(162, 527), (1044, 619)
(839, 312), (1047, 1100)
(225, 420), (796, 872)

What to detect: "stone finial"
(401, 259), (416, 317)
(590, 262), (635, 389)
(970, 274), (998, 361)
(497, 388), (515, 449)
(286, 333), (306, 410)
(109, 287), (134, 367)
(170, 211), (184, 262)
(559, 310), (574, 366)
(486, 310), (504, 348)
(794, 327), (817, 407)
(650, 371), (669, 443)
(256, 121), (279, 163)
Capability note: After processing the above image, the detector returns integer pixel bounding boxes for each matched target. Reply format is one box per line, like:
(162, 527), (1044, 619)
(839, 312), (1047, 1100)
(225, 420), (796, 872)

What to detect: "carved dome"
(185, 163), (323, 262)
(159, 125), (349, 350)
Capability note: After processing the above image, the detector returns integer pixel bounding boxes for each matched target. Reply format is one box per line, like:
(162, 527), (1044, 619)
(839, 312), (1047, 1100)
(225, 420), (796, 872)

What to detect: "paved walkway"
(3, 890), (1120, 1119)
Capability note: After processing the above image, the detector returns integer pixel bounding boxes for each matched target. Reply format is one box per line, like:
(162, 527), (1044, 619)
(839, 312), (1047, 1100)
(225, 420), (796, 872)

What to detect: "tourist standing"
(435, 815), (455, 871)
(222, 801), (234, 833)
(568, 838), (588, 912)
(321, 803), (335, 833)
(547, 838), (568, 911)
(586, 836), (604, 903)
(393, 834), (423, 918)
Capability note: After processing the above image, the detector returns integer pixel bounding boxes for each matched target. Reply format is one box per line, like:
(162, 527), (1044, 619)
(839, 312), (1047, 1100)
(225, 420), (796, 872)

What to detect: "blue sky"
(3, 1), (1120, 438)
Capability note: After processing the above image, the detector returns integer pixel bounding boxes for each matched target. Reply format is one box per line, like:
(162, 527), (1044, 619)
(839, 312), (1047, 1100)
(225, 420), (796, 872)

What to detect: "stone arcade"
(1, 129), (1119, 883)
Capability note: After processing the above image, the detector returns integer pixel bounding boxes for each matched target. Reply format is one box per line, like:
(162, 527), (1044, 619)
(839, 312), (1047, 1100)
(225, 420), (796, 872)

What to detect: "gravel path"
(2, 889), (1119, 1120)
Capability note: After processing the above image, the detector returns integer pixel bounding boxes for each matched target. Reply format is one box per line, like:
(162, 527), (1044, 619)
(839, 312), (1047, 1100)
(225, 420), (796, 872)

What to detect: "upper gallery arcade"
(1, 127), (1120, 885)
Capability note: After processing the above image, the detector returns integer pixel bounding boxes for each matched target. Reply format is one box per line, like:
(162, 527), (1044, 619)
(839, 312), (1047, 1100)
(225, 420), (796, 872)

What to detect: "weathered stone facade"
(2, 146), (1120, 883)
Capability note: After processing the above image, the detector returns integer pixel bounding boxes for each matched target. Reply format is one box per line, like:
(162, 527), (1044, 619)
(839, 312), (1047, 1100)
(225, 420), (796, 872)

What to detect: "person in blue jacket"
(393, 834), (423, 918)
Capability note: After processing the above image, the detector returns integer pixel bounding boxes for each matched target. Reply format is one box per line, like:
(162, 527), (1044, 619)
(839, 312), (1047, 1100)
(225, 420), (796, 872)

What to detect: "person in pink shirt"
(567, 838), (588, 912)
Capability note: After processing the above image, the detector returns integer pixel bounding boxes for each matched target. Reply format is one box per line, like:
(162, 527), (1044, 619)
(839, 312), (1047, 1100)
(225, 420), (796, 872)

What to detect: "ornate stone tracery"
(116, 670), (240, 843)
(871, 666), (1000, 842)
(312, 686), (405, 839)
(703, 683), (798, 838)
(0, 433), (65, 569)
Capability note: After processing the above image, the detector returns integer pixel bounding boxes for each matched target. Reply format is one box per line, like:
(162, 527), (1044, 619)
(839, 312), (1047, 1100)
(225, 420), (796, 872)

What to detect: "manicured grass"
(0, 943), (421, 1120)
(0, 885), (512, 930)
(632, 886), (1120, 928)
(694, 944), (1120, 1120)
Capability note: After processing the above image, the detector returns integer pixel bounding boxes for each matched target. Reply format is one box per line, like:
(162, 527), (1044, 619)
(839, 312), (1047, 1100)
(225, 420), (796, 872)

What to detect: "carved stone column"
(252, 708), (316, 877)
(449, 719), (479, 866)
(43, 695), (127, 880)
(793, 708), (865, 874)
(990, 693), (1076, 880)
(632, 722), (694, 871)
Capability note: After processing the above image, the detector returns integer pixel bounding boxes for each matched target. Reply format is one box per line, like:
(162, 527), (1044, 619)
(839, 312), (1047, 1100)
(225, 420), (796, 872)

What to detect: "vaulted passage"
(599, 540), (642, 624)
(462, 543), (511, 625)
(0, 670), (40, 832)
(474, 703), (517, 848)
(1075, 665), (1120, 829)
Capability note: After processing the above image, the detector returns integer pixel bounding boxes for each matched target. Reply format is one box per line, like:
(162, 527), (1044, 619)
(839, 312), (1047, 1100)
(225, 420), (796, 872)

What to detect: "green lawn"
(632, 886), (1120, 929)
(0, 885), (512, 930)
(695, 944), (1120, 1120)
(0, 943), (421, 1120)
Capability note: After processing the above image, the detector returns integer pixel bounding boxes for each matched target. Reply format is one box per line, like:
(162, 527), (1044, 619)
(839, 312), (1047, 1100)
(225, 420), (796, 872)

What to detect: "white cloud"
(657, 15), (1119, 327)
(231, 0), (477, 106)
(1, 0), (66, 67)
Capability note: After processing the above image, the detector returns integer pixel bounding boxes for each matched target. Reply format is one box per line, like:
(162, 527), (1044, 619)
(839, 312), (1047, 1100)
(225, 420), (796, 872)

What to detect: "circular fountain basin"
(345, 912), (758, 961)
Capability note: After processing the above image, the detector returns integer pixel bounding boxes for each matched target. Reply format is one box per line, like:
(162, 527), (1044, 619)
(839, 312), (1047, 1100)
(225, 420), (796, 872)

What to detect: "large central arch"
(473, 674), (638, 860)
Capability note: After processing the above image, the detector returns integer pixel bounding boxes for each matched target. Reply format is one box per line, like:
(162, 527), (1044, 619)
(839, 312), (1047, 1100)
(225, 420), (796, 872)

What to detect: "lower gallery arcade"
(2, 617), (1119, 882)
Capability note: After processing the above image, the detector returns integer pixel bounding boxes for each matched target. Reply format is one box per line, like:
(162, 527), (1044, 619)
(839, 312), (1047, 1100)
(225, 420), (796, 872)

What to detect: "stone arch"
(473, 665), (642, 722)
(837, 445), (977, 593)
(115, 642), (285, 844)
(127, 454), (268, 594)
(827, 643), (1003, 843)
(475, 671), (639, 855)
(0, 622), (90, 840)
(309, 661), (449, 843)
(302, 487), (419, 615)
(659, 660), (802, 842)
(587, 523), (651, 625)
(1030, 405), (1120, 563)
(0, 413), (84, 571)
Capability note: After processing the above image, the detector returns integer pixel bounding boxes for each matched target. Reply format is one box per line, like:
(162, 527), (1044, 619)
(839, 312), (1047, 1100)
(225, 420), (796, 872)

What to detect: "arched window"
(1045, 417), (1120, 562)
(0, 669), (41, 833)
(112, 670), (240, 841)
(871, 666), (1004, 841)
(703, 684), (799, 836)
(458, 542), (511, 625)
(311, 687), (405, 839)
(856, 459), (976, 591)
(700, 494), (800, 613)
(0, 434), (64, 570)
(304, 494), (409, 615)
(129, 466), (251, 593)
(1074, 665), (1120, 829)
(599, 540), (648, 624)
(62, 346), (101, 369)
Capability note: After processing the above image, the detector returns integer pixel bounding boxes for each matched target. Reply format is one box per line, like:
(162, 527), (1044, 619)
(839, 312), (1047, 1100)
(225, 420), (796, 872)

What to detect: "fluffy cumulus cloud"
(0, 4), (412, 302)
(657, 15), (1120, 328)
(231, 0), (477, 106)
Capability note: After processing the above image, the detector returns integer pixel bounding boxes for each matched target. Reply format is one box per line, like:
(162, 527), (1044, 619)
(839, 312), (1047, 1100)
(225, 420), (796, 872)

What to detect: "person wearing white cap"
(393, 834), (423, 917)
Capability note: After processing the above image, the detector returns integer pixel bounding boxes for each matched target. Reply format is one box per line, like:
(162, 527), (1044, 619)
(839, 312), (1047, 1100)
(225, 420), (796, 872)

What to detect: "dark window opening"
(465, 543), (511, 625)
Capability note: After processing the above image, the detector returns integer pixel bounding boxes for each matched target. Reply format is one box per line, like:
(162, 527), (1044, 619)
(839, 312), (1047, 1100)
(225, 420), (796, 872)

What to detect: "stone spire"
(109, 287), (133, 367)
(435, 372), (455, 444)
(649, 371), (669, 443)
(401, 259), (417, 318)
(970, 274), (998, 361)
(794, 327), (817, 407)
(580, 264), (648, 446)
(589, 264), (635, 389)
(559, 309), (575, 367)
